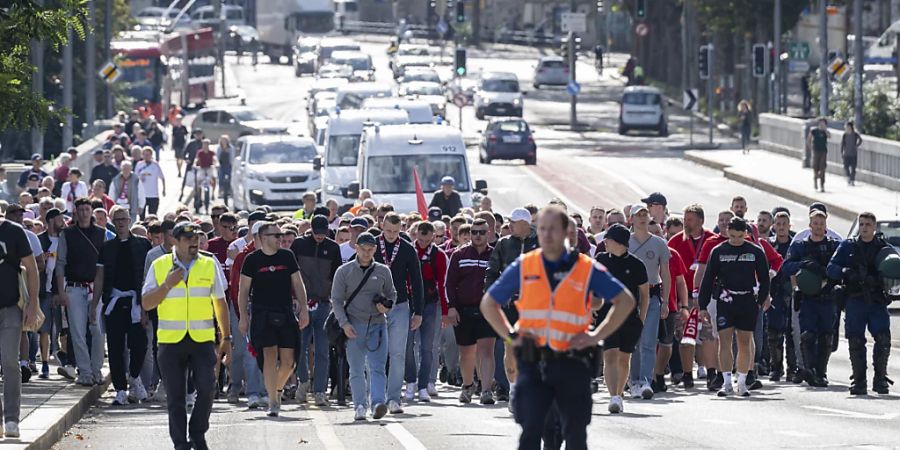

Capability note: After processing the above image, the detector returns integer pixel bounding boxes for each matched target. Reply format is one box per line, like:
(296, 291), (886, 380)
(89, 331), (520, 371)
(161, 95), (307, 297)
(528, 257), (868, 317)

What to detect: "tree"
(0, 0), (87, 131)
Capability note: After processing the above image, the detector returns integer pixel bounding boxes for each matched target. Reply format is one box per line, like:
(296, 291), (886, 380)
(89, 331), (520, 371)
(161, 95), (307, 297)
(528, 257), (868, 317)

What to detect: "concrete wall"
(758, 113), (900, 191)
(3, 131), (112, 199)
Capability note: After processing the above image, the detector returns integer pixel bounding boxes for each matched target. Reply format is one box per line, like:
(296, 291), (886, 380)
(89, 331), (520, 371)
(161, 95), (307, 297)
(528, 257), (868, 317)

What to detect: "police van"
(334, 82), (394, 110)
(314, 108), (410, 211)
(361, 97), (435, 124)
(347, 124), (487, 215)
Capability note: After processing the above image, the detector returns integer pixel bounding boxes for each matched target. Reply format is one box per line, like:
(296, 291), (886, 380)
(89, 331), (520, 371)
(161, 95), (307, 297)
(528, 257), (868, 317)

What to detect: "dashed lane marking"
(385, 422), (428, 450)
(306, 408), (346, 449)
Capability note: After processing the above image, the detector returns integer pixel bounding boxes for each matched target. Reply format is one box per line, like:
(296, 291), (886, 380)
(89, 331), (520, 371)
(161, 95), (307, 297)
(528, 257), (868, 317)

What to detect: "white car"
(618, 86), (668, 136)
(398, 67), (442, 84)
(533, 55), (568, 88)
(316, 63), (354, 80)
(330, 50), (375, 81)
(399, 81), (447, 118)
(474, 72), (523, 120)
(232, 135), (320, 211)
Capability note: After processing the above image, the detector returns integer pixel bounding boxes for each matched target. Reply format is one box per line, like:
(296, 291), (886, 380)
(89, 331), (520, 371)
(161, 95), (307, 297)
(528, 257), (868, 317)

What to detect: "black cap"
(727, 216), (748, 232)
(771, 206), (791, 217)
(809, 202), (827, 215)
(192, 128), (203, 135)
(604, 224), (631, 246)
(428, 206), (442, 221)
(93, 149), (104, 156)
(45, 208), (63, 221)
(311, 215), (329, 234)
(5, 204), (25, 215)
(247, 211), (267, 222)
(356, 232), (377, 247)
(641, 192), (667, 206)
(173, 222), (200, 239)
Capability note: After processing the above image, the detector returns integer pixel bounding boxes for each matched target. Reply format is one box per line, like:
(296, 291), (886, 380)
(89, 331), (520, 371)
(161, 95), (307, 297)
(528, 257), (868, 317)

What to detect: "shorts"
(453, 305), (497, 346)
(658, 313), (675, 345)
(715, 294), (760, 332)
(251, 309), (299, 350)
(39, 293), (61, 334)
(812, 151), (827, 174)
(600, 311), (642, 354)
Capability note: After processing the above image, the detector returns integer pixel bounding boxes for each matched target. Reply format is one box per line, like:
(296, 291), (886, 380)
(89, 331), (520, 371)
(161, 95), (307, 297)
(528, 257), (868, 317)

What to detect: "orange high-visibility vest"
(516, 249), (594, 351)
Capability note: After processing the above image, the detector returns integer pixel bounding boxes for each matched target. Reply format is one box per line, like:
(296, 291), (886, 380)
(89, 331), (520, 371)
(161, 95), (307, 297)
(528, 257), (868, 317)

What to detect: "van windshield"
(623, 92), (661, 105)
(333, 57), (371, 70)
(367, 154), (469, 193)
(249, 142), (317, 164)
(327, 135), (360, 166)
(482, 79), (519, 92)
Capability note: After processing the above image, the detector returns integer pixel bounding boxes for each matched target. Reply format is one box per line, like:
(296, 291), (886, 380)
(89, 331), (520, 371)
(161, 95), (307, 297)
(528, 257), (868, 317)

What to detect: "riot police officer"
(783, 210), (840, 387)
(827, 212), (895, 395)
(767, 211), (796, 382)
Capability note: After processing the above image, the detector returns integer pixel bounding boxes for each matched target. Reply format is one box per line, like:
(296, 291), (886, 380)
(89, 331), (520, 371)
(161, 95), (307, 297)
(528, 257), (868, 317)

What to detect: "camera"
(373, 295), (393, 309)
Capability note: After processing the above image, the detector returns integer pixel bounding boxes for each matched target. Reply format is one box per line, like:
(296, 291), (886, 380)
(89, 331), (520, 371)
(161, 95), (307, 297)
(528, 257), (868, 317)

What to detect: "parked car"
(479, 117), (536, 165)
(474, 72), (523, 119)
(191, 106), (289, 142)
(618, 86), (668, 136)
(231, 135), (320, 211)
(533, 55), (568, 88)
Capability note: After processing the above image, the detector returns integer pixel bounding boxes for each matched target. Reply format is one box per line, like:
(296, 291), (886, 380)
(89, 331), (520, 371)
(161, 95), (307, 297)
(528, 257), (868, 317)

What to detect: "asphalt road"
(55, 37), (900, 449)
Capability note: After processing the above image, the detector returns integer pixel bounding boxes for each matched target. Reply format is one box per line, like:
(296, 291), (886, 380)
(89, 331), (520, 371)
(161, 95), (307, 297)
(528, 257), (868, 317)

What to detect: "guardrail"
(338, 20), (558, 48)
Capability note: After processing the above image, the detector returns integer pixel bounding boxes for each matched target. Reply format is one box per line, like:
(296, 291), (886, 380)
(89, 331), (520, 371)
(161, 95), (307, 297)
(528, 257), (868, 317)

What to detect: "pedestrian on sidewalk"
(806, 118), (830, 193)
(738, 100), (753, 154)
(841, 121), (862, 186)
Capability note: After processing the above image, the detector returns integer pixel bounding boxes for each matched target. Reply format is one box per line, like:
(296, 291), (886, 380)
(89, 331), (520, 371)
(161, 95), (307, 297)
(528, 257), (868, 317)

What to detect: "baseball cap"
(5, 204), (25, 215)
(192, 128), (203, 135)
(350, 218), (368, 229)
(93, 149), (104, 156)
(771, 206), (791, 217)
(605, 224), (631, 246)
(31, 153), (42, 161)
(251, 221), (264, 235)
(356, 232), (377, 247)
(441, 176), (455, 185)
(641, 192), (667, 206)
(311, 215), (329, 234)
(45, 208), (63, 221)
(173, 222), (199, 239)
(428, 207), (443, 221)
(630, 204), (649, 216)
(509, 208), (531, 223)
(247, 211), (267, 222)
(809, 202), (827, 215)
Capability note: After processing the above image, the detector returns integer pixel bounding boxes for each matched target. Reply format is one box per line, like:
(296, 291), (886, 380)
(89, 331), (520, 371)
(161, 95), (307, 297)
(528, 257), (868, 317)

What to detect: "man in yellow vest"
(142, 222), (231, 450)
(481, 206), (635, 450)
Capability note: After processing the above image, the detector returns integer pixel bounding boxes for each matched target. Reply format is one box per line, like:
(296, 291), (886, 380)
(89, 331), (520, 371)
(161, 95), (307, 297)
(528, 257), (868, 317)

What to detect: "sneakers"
(508, 387), (515, 413)
(4, 422), (19, 438)
(185, 392), (196, 409)
(388, 400), (404, 414)
(417, 389), (431, 402)
(737, 382), (751, 397)
(404, 383), (416, 402)
(314, 392), (329, 407)
(372, 403), (387, 419)
(248, 394), (261, 409)
(128, 377), (148, 403)
(58, 365), (77, 381)
(150, 383), (167, 402)
(426, 382), (439, 397)
(629, 382), (642, 399)
(717, 384), (734, 397)
(682, 373), (695, 389)
(354, 404), (367, 420)
(112, 390), (128, 406)
(459, 384), (476, 404)
(708, 372), (724, 392)
(608, 396), (623, 414)
(494, 385), (510, 402)
(20, 365), (31, 383)
(227, 390), (240, 404)
(697, 366), (707, 379)
(652, 375), (668, 393)
(75, 376), (94, 387)
(480, 390), (495, 405)
(640, 382), (654, 400)
(296, 382), (309, 404)
(260, 396), (270, 407)
(39, 361), (49, 379)
(267, 399), (281, 417)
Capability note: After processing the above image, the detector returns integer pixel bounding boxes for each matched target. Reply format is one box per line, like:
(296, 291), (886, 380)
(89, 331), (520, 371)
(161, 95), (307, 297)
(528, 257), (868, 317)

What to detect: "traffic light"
(699, 45), (710, 80)
(635, 0), (646, 19)
(456, 1), (465, 23)
(597, 0), (604, 13)
(752, 43), (767, 77)
(455, 47), (467, 76)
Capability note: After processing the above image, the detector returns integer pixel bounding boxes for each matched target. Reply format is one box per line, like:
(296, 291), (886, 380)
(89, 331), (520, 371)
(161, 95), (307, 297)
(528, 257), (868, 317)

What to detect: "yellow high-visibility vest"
(152, 253), (217, 344)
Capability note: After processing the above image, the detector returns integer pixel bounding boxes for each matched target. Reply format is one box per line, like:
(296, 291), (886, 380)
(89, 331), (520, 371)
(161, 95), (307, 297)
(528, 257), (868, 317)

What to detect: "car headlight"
(325, 184), (339, 193)
(513, 98), (522, 106)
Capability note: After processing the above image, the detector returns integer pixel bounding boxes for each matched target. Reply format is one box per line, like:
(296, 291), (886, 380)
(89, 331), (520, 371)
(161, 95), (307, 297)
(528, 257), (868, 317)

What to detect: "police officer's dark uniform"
(827, 217), (896, 395)
(766, 232), (796, 382)
(783, 225), (840, 387)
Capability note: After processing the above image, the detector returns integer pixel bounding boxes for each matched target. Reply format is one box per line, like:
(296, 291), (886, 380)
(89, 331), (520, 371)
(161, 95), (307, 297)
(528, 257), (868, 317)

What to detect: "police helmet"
(877, 251), (900, 297)
(796, 268), (824, 296)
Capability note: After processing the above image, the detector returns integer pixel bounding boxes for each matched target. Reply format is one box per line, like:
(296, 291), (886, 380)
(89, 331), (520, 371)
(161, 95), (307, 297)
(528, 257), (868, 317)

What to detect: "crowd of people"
(0, 134), (898, 449)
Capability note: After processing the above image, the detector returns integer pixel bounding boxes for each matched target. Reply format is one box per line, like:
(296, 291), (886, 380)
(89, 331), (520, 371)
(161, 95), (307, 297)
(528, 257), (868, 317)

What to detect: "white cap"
(251, 221), (264, 235)
(630, 204), (649, 216)
(509, 208), (531, 223)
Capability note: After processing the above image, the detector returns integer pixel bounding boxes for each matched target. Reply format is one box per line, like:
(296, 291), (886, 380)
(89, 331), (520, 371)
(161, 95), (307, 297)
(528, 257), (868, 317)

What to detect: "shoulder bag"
(324, 265), (375, 348)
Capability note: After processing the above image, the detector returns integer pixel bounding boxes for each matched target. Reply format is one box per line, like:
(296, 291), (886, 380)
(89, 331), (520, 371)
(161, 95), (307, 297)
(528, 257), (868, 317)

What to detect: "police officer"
(766, 211), (796, 382)
(827, 212), (894, 395)
(142, 222), (232, 450)
(481, 206), (635, 450)
(783, 210), (840, 387)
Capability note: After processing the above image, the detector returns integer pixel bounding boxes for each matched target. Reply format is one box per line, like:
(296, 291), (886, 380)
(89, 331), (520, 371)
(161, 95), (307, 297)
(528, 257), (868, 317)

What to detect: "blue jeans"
(405, 301), (438, 386)
(297, 302), (331, 393)
(228, 304), (265, 397)
(430, 303), (448, 384)
(346, 321), (388, 409)
(386, 301), (410, 403)
(630, 297), (660, 384)
(65, 286), (105, 379)
(844, 296), (890, 338)
(754, 307), (766, 363)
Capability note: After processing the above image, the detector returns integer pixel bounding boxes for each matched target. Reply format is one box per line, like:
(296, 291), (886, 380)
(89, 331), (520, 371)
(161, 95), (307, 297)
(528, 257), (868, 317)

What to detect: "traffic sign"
(683, 89), (698, 111)
(98, 60), (120, 84)
(828, 57), (850, 81)
(788, 60), (810, 73)
(452, 92), (468, 108)
(566, 80), (581, 96)
(634, 23), (649, 37)
(437, 19), (448, 37)
(788, 41), (810, 60)
(560, 12), (587, 34)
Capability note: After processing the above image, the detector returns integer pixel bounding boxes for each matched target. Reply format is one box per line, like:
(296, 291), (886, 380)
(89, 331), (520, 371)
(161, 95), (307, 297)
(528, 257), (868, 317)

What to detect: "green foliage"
(696, 0), (807, 37)
(0, 0), (88, 130)
(818, 71), (900, 140)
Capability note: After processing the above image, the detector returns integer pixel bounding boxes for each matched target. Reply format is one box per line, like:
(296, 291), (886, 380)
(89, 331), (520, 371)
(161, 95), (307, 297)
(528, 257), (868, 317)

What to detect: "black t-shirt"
(241, 248), (299, 309)
(811, 128), (828, 153)
(0, 220), (33, 308)
(596, 251), (646, 318)
(172, 126), (189, 148)
(698, 241), (770, 307)
(111, 239), (136, 291)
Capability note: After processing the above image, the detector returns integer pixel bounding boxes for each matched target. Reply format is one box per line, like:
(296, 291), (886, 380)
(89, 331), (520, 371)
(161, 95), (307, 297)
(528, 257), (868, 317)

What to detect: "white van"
(334, 82), (394, 110)
(315, 109), (410, 210)
(348, 124), (488, 214)
(361, 98), (434, 124)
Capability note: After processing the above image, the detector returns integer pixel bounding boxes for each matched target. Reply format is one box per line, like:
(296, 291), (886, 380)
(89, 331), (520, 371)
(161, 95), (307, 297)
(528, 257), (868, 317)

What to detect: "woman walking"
(738, 100), (753, 154)
(841, 121), (862, 186)
(217, 135), (234, 204)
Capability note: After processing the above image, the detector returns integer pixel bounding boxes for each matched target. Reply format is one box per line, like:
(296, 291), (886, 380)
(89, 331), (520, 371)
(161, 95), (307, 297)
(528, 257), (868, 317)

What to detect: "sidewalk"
(684, 148), (900, 221)
(0, 365), (109, 450)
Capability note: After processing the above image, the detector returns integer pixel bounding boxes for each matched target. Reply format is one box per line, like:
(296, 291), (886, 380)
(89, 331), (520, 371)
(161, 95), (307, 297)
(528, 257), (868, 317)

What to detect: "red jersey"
(416, 242), (449, 316)
(196, 150), (214, 168)
(667, 251), (687, 311)
(207, 236), (234, 276)
(668, 229), (716, 293)
(229, 241), (256, 314)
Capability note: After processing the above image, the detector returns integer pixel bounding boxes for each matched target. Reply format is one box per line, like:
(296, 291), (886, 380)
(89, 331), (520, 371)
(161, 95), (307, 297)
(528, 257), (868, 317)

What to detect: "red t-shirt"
(196, 150), (214, 168)
(207, 236), (233, 276)
(229, 241), (256, 314)
(667, 250), (687, 311)
(667, 229), (716, 293)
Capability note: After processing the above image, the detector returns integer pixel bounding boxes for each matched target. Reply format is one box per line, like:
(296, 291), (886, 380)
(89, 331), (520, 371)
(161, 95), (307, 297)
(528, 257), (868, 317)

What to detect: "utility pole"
(214, 0), (226, 97)
(773, 0), (782, 114)
(105, 0), (112, 118)
(853, 0), (864, 129)
(707, 43), (714, 144)
(85, 0), (97, 135)
(63, 26), (74, 151)
(569, 0), (577, 129)
(30, 11), (45, 155)
(819, 0), (829, 117)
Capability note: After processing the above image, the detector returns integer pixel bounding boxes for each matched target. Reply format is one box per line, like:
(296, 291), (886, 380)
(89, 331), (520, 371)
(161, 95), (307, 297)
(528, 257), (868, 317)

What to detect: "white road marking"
(701, 419), (736, 425)
(776, 430), (814, 438)
(385, 422), (428, 450)
(802, 406), (900, 420)
(306, 408), (346, 449)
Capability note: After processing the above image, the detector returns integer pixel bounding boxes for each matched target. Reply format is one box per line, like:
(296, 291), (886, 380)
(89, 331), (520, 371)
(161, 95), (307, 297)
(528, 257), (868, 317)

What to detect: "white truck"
(256, 0), (334, 64)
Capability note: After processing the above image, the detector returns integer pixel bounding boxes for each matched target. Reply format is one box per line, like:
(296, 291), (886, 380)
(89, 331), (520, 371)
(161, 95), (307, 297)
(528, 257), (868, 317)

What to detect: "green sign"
(789, 42), (810, 60)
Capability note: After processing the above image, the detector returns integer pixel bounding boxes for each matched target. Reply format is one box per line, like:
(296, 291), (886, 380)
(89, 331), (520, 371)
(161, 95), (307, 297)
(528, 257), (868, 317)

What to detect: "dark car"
(479, 118), (536, 165)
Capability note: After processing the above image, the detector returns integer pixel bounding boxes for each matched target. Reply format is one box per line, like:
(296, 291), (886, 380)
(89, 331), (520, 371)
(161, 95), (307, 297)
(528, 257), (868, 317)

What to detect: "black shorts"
(601, 312), (643, 354)
(716, 294), (759, 332)
(502, 302), (519, 325)
(251, 309), (299, 349)
(453, 305), (497, 346)
(658, 313), (675, 345)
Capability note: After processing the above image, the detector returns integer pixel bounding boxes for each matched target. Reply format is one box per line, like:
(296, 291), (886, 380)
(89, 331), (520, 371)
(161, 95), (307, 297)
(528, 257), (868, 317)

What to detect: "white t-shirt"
(24, 229), (41, 260)
(135, 161), (164, 198)
(226, 236), (249, 268)
(45, 236), (59, 292)
(339, 242), (356, 263)
(60, 181), (88, 213)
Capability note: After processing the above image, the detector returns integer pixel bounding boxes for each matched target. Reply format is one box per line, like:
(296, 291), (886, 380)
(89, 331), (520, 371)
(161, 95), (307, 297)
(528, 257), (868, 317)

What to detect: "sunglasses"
(211, 214), (221, 220)
(470, 229), (488, 236)
(223, 225), (238, 231)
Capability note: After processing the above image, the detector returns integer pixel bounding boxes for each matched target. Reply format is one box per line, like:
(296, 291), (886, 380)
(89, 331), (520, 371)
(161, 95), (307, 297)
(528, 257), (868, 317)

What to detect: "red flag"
(413, 166), (428, 218)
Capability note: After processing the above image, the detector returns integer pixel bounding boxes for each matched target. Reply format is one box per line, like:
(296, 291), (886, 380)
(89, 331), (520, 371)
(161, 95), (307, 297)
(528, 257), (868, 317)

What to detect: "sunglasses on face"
(470, 229), (488, 236)
(211, 214), (221, 220)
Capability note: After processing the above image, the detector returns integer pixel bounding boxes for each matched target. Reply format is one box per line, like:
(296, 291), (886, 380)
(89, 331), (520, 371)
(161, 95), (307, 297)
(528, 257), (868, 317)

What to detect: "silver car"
(533, 56), (569, 88)
(191, 106), (289, 142)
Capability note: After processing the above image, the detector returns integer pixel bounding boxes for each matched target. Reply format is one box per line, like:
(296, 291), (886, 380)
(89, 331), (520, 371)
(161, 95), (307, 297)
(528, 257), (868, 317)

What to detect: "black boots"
(813, 334), (832, 387)
(873, 331), (893, 395)
(768, 332), (785, 382)
(848, 336), (868, 396)
(800, 332), (822, 387)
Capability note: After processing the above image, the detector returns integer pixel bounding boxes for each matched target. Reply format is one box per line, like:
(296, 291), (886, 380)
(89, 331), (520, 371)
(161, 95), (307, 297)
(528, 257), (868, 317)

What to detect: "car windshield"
(249, 142), (317, 164)
(367, 154), (468, 193)
(326, 135), (360, 166)
(231, 110), (266, 121)
(541, 60), (565, 68)
(298, 45), (316, 53)
(496, 121), (527, 132)
(877, 221), (900, 247)
(405, 85), (442, 96)
(482, 79), (519, 92)
(333, 57), (371, 70)
(623, 92), (661, 105)
(399, 47), (431, 56)
(404, 72), (440, 83)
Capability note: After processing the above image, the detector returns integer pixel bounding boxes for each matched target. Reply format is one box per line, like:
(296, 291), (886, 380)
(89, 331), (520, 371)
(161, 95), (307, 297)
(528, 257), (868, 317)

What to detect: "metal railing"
(337, 20), (559, 48)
